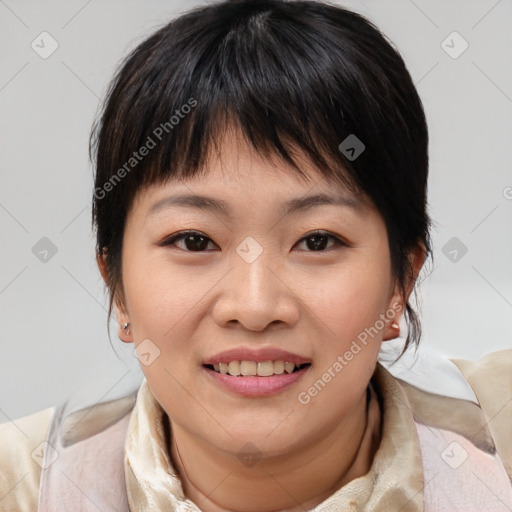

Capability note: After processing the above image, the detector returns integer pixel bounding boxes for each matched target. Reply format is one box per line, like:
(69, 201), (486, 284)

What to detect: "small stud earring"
(122, 322), (131, 331)
(390, 322), (400, 331)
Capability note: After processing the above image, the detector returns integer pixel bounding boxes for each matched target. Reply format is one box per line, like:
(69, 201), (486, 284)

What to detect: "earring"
(122, 322), (131, 331)
(390, 322), (400, 333)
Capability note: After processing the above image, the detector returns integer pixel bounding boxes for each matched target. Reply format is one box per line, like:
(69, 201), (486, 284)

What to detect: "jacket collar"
(124, 363), (424, 511)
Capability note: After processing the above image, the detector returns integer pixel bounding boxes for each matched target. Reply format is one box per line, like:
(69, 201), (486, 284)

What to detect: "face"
(108, 131), (406, 458)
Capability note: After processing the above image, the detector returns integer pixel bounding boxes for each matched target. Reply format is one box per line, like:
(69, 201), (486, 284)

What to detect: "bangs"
(90, 2), (391, 211)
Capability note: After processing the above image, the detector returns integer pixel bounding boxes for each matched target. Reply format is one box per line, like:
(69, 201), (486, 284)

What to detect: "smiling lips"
(203, 347), (311, 376)
(206, 360), (311, 377)
(202, 348), (312, 396)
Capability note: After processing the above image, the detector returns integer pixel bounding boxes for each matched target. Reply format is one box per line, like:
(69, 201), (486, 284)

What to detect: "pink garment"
(417, 423), (512, 512)
(37, 403), (131, 512)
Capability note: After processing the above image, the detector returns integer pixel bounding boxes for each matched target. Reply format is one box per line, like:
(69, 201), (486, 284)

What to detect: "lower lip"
(202, 366), (310, 397)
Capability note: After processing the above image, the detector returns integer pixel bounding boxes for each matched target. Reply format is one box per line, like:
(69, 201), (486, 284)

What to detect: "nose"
(211, 248), (300, 332)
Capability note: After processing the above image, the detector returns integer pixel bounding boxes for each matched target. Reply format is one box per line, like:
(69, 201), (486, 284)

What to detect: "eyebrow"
(147, 192), (361, 219)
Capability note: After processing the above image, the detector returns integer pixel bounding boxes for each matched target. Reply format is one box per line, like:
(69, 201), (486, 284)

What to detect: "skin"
(98, 128), (425, 512)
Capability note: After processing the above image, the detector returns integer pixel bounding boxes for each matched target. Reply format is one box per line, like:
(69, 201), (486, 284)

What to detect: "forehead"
(137, 125), (367, 214)
(137, 169), (364, 228)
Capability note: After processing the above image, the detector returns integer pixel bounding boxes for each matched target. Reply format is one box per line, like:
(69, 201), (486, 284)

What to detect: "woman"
(1, 0), (511, 510)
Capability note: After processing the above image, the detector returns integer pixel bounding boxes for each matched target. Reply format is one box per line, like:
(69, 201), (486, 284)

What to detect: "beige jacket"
(1, 349), (511, 511)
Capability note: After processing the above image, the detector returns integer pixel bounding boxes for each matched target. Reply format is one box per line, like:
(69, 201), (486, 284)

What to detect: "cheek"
(122, 250), (212, 336)
(293, 256), (390, 433)
(121, 253), (206, 423)
(303, 252), (392, 345)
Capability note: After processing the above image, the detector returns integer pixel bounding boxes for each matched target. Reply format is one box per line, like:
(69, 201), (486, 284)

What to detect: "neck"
(168, 384), (382, 512)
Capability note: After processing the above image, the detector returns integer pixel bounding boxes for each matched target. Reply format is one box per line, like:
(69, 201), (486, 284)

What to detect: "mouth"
(203, 360), (312, 377)
(202, 357), (312, 397)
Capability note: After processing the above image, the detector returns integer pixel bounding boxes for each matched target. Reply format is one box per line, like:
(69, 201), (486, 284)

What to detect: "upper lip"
(203, 347), (311, 365)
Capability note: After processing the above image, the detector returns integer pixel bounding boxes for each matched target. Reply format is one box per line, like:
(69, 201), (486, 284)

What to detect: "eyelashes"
(160, 230), (348, 253)
(161, 231), (215, 252)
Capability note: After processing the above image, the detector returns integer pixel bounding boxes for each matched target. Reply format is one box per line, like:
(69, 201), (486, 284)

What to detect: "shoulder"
(404, 350), (512, 510)
(393, 349), (511, 444)
(449, 349), (512, 479)
(393, 349), (512, 476)
(450, 348), (512, 386)
(0, 406), (54, 512)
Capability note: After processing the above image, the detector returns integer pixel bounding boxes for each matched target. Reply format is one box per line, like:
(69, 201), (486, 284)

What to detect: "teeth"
(209, 360), (309, 377)
(284, 362), (295, 374)
(273, 361), (284, 374)
(257, 361), (274, 377)
(240, 361), (257, 376)
(228, 361), (241, 376)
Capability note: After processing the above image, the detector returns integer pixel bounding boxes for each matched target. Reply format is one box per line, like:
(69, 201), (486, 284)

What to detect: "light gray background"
(1, 0), (511, 421)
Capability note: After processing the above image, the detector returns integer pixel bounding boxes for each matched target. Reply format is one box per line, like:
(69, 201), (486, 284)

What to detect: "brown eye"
(161, 231), (216, 252)
(160, 230), (347, 253)
(296, 231), (346, 252)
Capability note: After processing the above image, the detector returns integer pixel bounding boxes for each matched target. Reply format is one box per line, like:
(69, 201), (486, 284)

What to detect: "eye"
(160, 230), (347, 253)
(160, 231), (217, 252)
(295, 231), (347, 252)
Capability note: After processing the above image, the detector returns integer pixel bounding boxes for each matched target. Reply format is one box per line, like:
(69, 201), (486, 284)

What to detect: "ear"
(382, 242), (427, 341)
(404, 242), (427, 301)
(96, 250), (133, 343)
